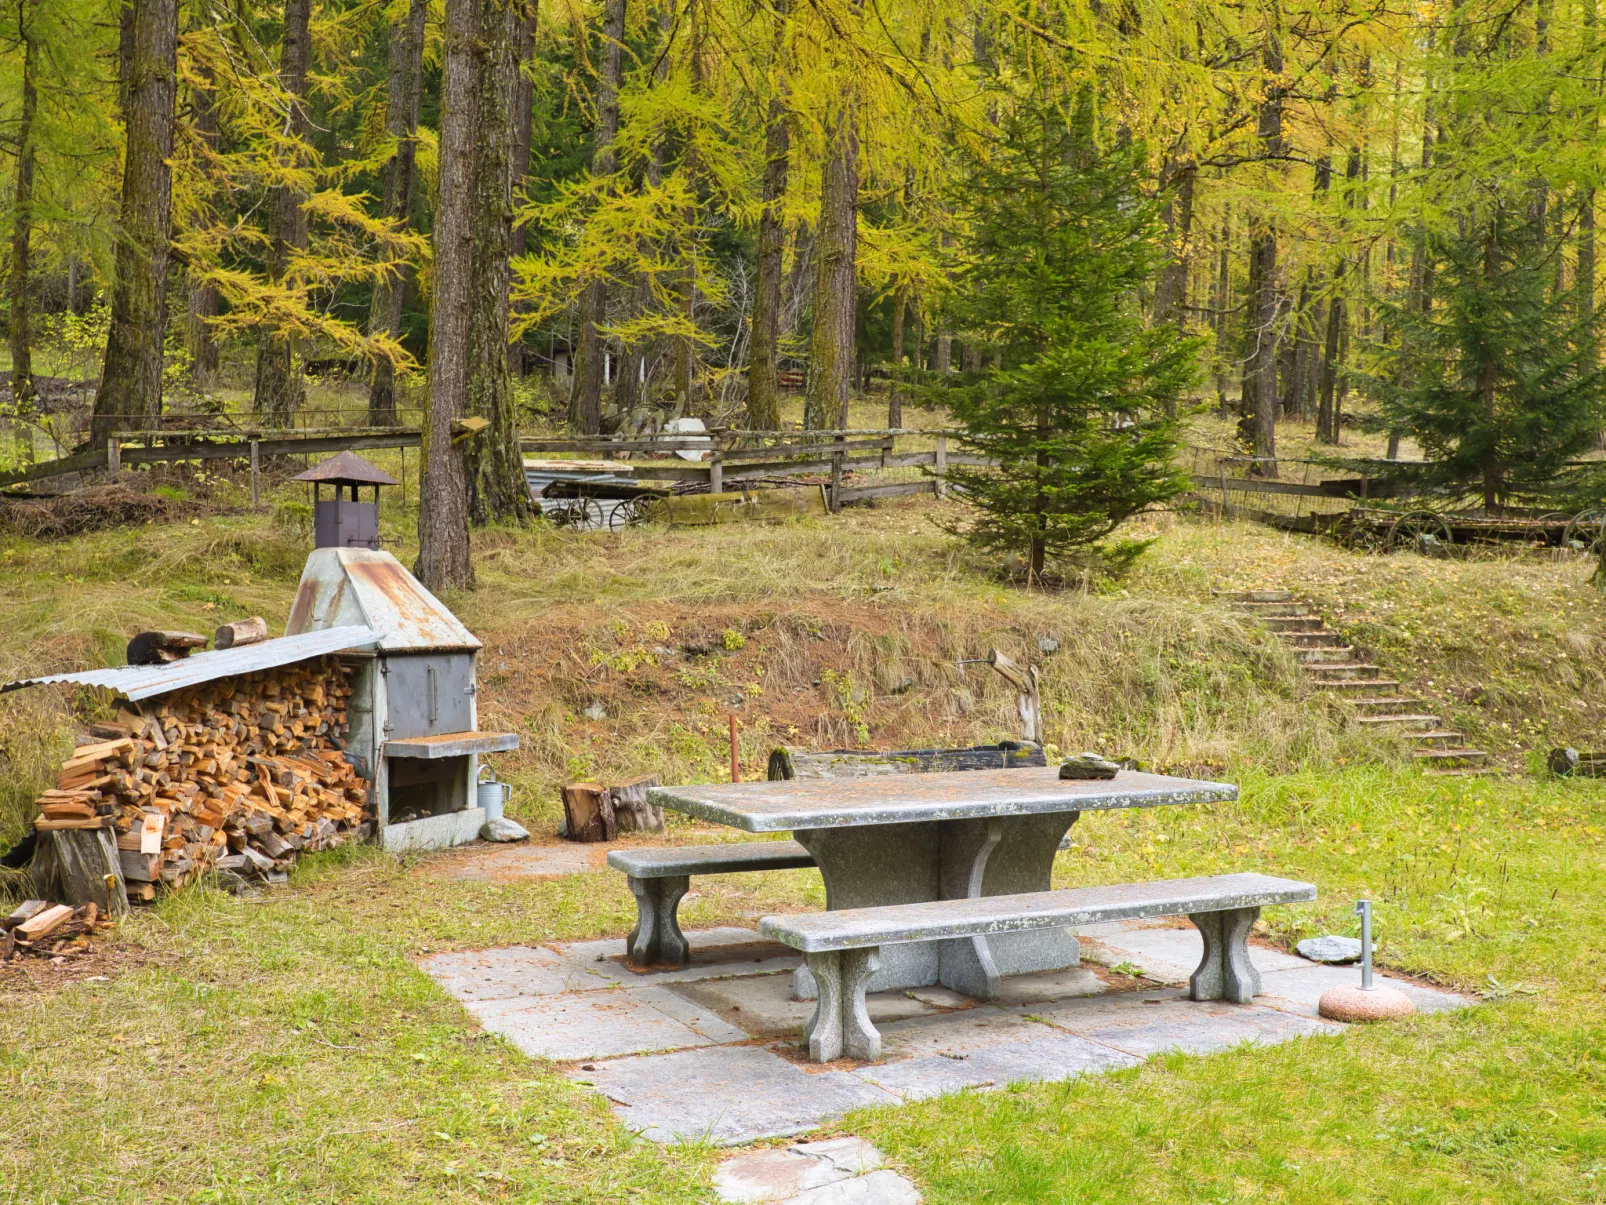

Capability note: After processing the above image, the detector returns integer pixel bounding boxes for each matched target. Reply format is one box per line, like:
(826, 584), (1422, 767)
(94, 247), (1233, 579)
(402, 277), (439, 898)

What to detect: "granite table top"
(647, 768), (1238, 834)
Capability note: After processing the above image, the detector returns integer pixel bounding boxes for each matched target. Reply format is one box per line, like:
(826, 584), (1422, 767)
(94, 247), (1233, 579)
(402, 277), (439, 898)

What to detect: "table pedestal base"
(792, 810), (1080, 999)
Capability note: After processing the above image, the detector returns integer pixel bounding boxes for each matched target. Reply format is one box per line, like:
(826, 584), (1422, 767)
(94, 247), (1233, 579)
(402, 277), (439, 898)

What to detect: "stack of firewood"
(29, 656), (372, 899)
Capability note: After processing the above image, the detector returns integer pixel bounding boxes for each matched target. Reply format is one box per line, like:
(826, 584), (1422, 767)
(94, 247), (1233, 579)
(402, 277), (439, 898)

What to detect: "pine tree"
(939, 86), (1197, 579)
(1368, 199), (1606, 511)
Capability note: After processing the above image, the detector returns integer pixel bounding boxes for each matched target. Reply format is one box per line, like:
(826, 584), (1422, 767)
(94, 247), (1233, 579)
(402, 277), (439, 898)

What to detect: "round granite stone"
(1318, 984), (1416, 1022)
(1297, 935), (1364, 963)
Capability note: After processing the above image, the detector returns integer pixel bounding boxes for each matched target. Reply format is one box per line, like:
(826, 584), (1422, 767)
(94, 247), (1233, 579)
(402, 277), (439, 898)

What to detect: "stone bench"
(759, 872), (1317, 1062)
(608, 842), (816, 966)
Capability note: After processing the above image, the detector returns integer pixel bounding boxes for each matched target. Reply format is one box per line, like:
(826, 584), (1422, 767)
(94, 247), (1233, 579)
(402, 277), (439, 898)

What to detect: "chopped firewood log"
(214, 616), (269, 649)
(126, 630), (209, 666)
(4, 901), (48, 930)
(16, 904), (73, 941)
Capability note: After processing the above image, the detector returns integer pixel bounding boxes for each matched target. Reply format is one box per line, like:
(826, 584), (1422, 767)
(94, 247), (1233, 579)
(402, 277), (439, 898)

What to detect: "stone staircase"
(1217, 590), (1492, 775)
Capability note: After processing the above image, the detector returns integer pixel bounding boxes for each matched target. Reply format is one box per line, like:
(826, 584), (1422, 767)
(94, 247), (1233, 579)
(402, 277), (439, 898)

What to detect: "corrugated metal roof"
(0, 625), (380, 702)
(285, 548), (480, 651)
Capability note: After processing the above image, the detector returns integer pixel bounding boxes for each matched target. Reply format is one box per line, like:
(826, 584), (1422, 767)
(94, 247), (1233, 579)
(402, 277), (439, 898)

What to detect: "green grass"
(3, 472), (1606, 1202)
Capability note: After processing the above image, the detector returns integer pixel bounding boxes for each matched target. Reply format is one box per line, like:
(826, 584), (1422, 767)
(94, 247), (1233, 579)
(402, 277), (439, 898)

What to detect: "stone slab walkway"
(420, 921), (1468, 1147)
(714, 1137), (920, 1204)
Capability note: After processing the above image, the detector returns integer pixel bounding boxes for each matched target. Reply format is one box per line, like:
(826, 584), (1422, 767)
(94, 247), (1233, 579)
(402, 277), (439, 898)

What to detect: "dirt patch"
(0, 931), (159, 994)
(421, 839), (609, 882)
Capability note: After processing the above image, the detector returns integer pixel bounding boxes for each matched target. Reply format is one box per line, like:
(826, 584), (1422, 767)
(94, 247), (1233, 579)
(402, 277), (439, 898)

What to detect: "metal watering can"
(477, 767), (512, 823)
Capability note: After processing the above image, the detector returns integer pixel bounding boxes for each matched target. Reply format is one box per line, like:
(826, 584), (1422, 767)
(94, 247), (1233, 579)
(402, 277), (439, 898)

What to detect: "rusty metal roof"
(0, 625), (380, 702)
(292, 451), (398, 486)
(285, 548), (480, 651)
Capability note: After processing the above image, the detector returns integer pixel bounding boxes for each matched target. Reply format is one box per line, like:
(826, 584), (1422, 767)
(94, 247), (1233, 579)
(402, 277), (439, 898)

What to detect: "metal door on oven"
(381, 653), (475, 738)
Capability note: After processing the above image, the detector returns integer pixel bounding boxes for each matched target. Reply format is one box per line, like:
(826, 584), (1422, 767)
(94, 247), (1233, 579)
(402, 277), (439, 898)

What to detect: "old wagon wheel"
(1535, 512), (1571, 548)
(573, 497), (605, 530)
(635, 495), (672, 525)
(1563, 507), (1606, 556)
(607, 498), (638, 531)
(1385, 511), (1454, 555)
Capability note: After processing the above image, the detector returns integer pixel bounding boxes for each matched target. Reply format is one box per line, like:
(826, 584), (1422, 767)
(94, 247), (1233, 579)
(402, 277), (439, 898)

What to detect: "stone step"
(1279, 632), (1349, 649)
(1413, 747), (1489, 767)
(1303, 662), (1385, 681)
(1212, 589), (1294, 603)
(1318, 678), (1403, 694)
(1348, 696), (1427, 714)
(1410, 730), (1468, 747)
(1231, 603), (1312, 618)
(1356, 713), (1444, 729)
(1294, 646), (1358, 664)
(1260, 617), (1325, 632)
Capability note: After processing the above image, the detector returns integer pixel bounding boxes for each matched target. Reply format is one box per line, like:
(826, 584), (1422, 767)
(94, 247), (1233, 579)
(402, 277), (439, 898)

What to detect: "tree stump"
(43, 828), (129, 917)
(607, 777), (663, 834)
(561, 784), (615, 843)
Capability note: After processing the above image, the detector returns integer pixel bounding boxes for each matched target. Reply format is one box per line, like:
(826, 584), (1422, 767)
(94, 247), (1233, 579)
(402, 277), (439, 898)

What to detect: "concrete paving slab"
(1031, 989), (1343, 1057)
(418, 944), (602, 1002)
(853, 1007), (1139, 1100)
(714, 1137), (884, 1203)
(1254, 964), (1470, 1017)
(1083, 920), (1308, 982)
(476, 985), (739, 1060)
(786, 1170), (921, 1204)
(581, 1045), (899, 1145)
(556, 927), (803, 987)
(671, 970), (962, 1039)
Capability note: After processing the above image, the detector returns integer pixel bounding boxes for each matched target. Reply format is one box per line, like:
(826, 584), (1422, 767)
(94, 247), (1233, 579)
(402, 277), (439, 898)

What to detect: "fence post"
(934, 434), (948, 498)
(107, 439), (120, 476)
(709, 455), (723, 495)
(829, 447), (844, 513)
(250, 440), (261, 509)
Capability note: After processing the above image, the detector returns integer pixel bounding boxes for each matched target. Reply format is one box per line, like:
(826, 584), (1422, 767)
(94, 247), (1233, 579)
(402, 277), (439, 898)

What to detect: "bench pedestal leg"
(1187, 907), (1262, 1003)
(803, 948), (881, 1062)
(626, 875), (690, 967)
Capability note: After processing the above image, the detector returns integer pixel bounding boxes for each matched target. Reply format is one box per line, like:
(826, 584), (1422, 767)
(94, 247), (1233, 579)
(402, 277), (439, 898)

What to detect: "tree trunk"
(571, 0), (625, 435)
(1317, 275), (1344, 444)
(1582, 191), (1597, 321)
(417, 0), (479, 592)
(368, 0), (428, 425)
(1212, 204), (1230, 395)
(465, 0), (530, 525)
(612, 6), (668, 418)
(804, 95), (857, 430)
(507, 10), (535, 374)
(185, 58), (221, 385)
(9, 13), (37, 410)
(252, 0), (312, 423)
(747, 74), (789, 431)
(887, 283), (906, 429)
(91, 0), (180, 444)
(1243, 24), (1284, 473)
(1153, 162), (1195, 328)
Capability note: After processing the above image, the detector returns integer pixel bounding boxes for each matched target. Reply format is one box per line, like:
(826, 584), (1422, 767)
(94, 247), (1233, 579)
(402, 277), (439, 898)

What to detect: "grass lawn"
(1, 476), (1604, 1203)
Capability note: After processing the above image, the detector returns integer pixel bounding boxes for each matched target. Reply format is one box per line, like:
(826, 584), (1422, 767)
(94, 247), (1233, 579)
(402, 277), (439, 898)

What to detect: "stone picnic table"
(647, 767), (1237, 997)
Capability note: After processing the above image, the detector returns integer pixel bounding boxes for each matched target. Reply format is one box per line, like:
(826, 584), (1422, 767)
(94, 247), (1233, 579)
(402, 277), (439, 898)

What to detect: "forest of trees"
(4, 0), (1606, 583)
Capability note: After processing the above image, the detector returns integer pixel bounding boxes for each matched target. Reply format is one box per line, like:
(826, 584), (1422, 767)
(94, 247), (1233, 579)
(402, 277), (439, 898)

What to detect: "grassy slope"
(1, 482), (1604, 1203)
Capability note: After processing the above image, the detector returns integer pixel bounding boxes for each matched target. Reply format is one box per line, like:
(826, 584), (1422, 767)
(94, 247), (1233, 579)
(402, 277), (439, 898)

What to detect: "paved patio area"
(421, 920), (1468, 1146)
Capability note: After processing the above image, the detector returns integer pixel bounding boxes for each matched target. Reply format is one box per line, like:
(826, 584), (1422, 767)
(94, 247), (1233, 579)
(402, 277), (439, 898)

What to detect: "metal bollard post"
(1356, 899), (1373, 990)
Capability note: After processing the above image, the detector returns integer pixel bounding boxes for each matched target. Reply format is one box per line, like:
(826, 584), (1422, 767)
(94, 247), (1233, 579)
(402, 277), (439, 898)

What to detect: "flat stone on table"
(856, 1007), (1139, 1100)
(1032, 989), (1343, 1057)
(581, 1045), (898, 1146)
(478, 985), (745, 1060)
(1296, 935), (1364, 963)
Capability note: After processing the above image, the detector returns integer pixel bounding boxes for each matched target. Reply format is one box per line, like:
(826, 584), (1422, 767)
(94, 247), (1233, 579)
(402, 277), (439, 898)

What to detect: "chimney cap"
(292, 451), (399, 487)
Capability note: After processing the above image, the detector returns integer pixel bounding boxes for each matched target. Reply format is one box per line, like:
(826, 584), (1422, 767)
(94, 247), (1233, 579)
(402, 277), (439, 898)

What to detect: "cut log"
(606, 776), (663, 834)
(4, 900), (48, 930)
(45, 827), (129, 917)
(214, 616), (269, 650)
(16, 903), (73, 941)
(126, 630), (209, 666)
(560, 783), (615, 843)
(119, 848), (163, 883)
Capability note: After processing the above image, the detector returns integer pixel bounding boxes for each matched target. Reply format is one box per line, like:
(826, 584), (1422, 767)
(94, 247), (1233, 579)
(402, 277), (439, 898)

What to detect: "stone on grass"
(1296, 935), (1364, 964)
(1318, 984), (1416, 1022)
(481, 816), (531, 843)
(1059, 753), (1120, 780)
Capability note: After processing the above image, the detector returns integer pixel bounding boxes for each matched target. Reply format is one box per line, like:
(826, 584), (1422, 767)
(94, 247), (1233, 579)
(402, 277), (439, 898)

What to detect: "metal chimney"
(292, 451), (397, 550)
